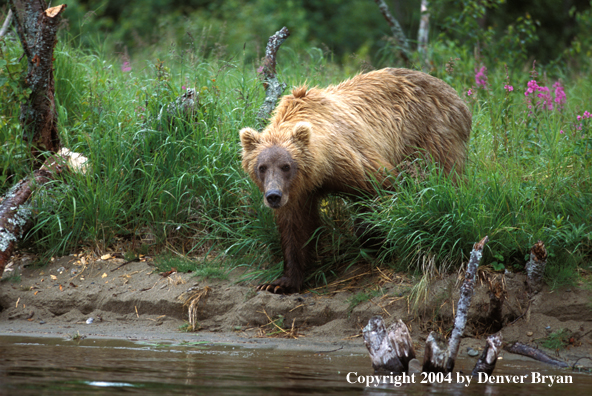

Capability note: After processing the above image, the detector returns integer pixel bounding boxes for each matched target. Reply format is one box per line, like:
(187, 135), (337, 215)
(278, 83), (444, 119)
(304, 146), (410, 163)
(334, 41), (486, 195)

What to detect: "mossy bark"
(8, 0), (66, 160)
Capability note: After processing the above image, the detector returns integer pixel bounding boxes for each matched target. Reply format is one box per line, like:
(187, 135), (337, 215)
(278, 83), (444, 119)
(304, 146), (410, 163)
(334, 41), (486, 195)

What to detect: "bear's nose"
(265, 190), (282, 208)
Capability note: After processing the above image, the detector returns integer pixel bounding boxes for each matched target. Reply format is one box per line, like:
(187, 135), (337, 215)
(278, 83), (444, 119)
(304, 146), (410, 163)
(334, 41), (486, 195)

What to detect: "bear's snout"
(265, 189), (283, 208)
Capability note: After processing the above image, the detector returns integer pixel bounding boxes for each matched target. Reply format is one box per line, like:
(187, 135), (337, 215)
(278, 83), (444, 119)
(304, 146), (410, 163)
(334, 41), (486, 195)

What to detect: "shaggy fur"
(240, 68), (472, 293)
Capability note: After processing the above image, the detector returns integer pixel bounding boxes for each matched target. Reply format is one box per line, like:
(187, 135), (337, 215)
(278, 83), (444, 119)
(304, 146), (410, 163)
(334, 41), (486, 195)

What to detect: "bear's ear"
(292, 122), (311, 146)
(239, 127), (261, 152)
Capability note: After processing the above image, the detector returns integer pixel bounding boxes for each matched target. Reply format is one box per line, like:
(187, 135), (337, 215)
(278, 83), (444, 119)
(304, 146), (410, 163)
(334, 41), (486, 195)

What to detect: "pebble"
(526, 331), (533, 337)
(57, 267), (66, 274)
(467, 348), (480, 357)
(39, 321), (46, 325)
(86, 317), (94, 324)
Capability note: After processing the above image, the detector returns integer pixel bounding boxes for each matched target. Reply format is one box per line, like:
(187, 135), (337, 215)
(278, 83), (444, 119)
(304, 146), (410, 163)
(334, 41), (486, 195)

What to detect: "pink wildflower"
(182, 85), (186, 90)
(504, 85), (514, 92)
(552, 82), (566, 109)
(584, 110), (591, 118)
(537, 86), (553, 111)
(121, 61), (131, 72)
(525, 80), (540, 96)
(475, 66), (488, 88)
(560, 130), (564, 134)
(578, 115), (582, 121)
(467, 89), (473, 96)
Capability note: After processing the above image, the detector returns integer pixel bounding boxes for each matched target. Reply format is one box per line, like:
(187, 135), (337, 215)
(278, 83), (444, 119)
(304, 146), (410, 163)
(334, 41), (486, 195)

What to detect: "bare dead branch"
(256, 27), (290, 128)
(445, 235), (488, 373)
(0, 9), (13, 38)
(373, 0), (411, 63)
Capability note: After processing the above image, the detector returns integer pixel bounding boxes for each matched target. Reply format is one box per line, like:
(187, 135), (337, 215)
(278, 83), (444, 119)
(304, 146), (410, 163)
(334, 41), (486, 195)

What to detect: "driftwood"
(504, 342), (569, 368)
(363, 237), (495, 376)
(471, 333), (503, 376)
(8, 1), (66, 159)
(445, 236), (488, 372)
(525, 241), (547, 295)
(418, 0), (430, 56)
(422, 332), (449, 372)
(363, 316), (406, 373)
(256, 27), (290, 128)
(363, 237), (492, 376)
(0, 9), (13, 38)
(373, 0), (411, 63)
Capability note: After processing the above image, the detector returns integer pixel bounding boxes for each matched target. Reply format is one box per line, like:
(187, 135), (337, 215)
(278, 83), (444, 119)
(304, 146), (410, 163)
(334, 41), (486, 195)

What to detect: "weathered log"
(525, 241), (547, 294)
(471, 333), (503, 376)
(0, 9), (13, 38)
(8, 1), (66, 159)
(417, 0), (430, 57)
(256, 27), (290, 128)
(504, 342), (569, 368)
(373, 0), (411, 63)
(387, 319), (416, 371)
(363, 316), (405, 373)
(445, 236), (488, 373)
(422, 331), (449, 373)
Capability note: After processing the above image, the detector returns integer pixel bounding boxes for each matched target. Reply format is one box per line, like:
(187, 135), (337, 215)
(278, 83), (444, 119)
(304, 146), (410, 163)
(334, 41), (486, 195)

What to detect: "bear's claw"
(256, 279), (298, 294)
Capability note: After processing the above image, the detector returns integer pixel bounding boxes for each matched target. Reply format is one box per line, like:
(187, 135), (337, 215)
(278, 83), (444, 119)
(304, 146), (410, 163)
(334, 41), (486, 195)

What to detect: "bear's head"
(239, 122), (312, 209)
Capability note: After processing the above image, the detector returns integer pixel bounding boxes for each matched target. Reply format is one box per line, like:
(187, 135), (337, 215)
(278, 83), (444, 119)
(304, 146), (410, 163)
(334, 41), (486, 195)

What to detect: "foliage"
(540, 328), (571, 350)
(0, 1), (591, 290)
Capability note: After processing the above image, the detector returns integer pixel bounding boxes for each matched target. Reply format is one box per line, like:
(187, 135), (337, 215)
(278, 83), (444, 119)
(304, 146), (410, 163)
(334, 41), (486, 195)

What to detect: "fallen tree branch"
(0, 9), (13, 38)
(256, 27), (290, 128)
(0, 149), (87, 277)
(373, 0), (411, 63)
(445, 235), (489, 373)
(504, 342), (569, 368)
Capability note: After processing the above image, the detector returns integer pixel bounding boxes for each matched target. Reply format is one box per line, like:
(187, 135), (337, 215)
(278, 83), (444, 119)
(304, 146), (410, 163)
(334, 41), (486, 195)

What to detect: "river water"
(0, 335), (590, 395)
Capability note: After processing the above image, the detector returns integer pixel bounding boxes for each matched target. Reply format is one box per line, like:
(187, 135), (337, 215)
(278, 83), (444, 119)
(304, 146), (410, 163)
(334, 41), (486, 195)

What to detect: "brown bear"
(240, 68), (471, 294)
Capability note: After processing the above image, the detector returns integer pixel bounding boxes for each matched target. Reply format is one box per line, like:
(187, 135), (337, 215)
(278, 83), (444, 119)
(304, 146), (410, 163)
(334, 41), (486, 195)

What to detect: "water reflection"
(0, 336), (590, 395)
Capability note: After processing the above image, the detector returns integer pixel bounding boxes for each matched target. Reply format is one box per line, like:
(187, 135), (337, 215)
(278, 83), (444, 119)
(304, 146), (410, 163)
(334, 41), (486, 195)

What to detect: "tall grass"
(1, 29), (591, 289)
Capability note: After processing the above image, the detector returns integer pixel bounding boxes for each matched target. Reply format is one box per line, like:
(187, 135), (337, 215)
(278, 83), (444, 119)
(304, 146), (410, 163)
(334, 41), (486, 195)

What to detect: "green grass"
(1, 25), (591, 291)
(540, 328), (571, 350)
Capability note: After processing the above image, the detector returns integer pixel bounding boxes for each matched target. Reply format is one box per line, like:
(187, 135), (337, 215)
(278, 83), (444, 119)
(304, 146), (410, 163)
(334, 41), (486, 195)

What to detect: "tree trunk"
(418, 0), (430, 56)
(8, 0), (66, 160)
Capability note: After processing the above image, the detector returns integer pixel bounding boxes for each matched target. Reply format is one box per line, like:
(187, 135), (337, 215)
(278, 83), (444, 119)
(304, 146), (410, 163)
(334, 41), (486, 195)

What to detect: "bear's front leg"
(257, 196), (320, 294)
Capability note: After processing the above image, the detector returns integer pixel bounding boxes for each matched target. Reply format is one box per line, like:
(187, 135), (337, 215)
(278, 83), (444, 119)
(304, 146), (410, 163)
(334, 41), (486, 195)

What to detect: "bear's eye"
(281, 165), (290, 172)
(258, 165), (267, 173)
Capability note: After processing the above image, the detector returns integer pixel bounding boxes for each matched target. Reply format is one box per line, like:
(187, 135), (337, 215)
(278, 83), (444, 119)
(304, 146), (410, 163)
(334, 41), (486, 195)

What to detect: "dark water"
(0, 336), (590, 395)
